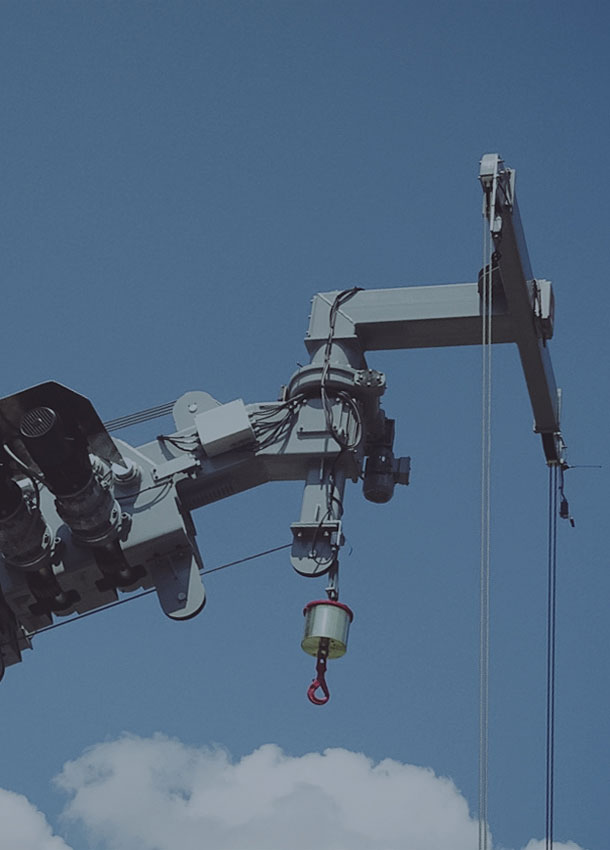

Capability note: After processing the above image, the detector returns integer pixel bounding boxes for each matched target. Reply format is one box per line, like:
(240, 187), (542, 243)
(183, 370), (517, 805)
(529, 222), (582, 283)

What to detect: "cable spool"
(301, 599), (353, 658)
(301, 600), (354, 705)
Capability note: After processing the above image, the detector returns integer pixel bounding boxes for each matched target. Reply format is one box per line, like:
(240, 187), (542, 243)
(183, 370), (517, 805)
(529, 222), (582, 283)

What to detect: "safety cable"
(29, 543), (291, 637)
(479, 208), (494, 850)
(546, 465), (559, 850)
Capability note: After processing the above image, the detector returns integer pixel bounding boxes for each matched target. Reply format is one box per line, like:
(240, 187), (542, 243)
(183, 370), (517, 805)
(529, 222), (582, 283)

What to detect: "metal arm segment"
(479, 153), (563, 464)
(302, 156), (564, 465)
(305, 282), (553, 353)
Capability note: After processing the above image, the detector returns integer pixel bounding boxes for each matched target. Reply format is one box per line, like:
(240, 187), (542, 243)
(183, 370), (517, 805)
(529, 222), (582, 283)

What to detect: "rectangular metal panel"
(196, 398), (255, 457)
(305, 284), (517, 353)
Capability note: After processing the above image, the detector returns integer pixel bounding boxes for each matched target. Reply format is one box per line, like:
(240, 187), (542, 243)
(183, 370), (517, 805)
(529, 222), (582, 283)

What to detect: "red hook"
(307, 645), (330, 705)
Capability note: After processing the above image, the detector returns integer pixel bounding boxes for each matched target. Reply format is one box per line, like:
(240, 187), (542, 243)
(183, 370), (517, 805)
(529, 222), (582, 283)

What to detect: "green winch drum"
(301, 600), (354, 659)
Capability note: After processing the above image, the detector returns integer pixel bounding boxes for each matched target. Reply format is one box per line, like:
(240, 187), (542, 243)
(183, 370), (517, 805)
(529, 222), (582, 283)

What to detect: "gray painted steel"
(0, 153), (566, 676)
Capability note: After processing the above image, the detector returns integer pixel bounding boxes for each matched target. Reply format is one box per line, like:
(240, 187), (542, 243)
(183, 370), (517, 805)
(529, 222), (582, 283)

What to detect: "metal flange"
(286, 363), (386, 400)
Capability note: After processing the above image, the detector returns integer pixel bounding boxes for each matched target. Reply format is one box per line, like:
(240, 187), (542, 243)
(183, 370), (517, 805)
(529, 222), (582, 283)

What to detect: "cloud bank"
(55, 735), (477, 850)
(0, 736), (590, 850)
(0, 788), (70, 850)
(523, 844), (588, 850)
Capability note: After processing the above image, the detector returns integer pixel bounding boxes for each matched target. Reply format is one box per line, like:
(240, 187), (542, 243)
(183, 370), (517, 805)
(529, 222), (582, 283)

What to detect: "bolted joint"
(353, 369), (387, 392)
(290, 520), (343, 577)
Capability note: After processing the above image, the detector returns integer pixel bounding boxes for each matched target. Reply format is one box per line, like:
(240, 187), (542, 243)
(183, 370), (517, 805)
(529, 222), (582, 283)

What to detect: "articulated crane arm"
(0, 155), (566, 694)
(303, 154), (564, 465)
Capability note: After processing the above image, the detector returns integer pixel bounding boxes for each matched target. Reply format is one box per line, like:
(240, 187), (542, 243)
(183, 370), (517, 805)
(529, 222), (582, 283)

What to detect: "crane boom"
(0, 154), (567, 679)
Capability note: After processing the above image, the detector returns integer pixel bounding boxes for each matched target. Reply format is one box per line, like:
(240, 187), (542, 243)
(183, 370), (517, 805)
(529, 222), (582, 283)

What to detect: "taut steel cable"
(479, 211), (493, 850)
(546, 465), (559, 850)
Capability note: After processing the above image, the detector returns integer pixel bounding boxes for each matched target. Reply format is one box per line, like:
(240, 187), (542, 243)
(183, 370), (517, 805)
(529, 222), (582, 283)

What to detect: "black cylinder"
(362, 449), (395, 503)
(0, 450), (23, 519)
(20, 407), (92, 495)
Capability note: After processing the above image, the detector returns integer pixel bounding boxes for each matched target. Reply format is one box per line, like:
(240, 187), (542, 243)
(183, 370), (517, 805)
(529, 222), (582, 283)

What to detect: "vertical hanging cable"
(479, 212), (494, 850)
(546, 465), (559, 850)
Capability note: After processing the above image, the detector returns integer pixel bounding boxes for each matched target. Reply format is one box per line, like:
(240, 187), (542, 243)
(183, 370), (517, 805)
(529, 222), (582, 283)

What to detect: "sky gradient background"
(0, 2), (608, 849)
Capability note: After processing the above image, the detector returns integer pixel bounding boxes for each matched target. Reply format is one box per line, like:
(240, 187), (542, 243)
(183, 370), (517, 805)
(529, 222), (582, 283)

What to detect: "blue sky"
(0, 2), (608, 849)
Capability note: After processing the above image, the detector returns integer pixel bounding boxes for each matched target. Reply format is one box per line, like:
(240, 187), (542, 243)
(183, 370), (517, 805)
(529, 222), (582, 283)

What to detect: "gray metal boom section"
(305, 282), (553, 353)
(483, 159), (561, 459)
(303, 155), (564, 465)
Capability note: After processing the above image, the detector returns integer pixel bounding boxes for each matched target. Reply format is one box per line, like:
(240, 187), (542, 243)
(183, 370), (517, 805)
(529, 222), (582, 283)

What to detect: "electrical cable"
(308, 459), (345, 570)
(320, 288), (363, 450)
(334, 391), (363, 450)
(2, 443), (46, 485)
(157, 433), (200, 452)
(1, 448), (42, 512)
(252, 396), (305, 451)
(545, 465), (559, 850)
(295, 290), (362, 572)
(28, 543), (292, 637)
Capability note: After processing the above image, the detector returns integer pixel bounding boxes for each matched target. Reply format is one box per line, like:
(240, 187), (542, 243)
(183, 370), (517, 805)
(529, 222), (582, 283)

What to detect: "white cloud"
(0, 788), (72, 850)
(55, 734), (478, 850)
(0, 737), (591, 850)
(522, 843), (590, 850)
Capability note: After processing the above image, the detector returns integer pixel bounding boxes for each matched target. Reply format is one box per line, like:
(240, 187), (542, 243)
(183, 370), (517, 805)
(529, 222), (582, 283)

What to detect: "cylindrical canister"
(301, 600), (354, 659)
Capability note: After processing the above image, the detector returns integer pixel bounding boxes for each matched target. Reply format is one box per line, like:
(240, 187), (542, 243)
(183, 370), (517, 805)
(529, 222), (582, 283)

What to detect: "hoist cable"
(28, 543), (291, 637)
(479, 209), (494, 850)
(545, 465), (559, 850)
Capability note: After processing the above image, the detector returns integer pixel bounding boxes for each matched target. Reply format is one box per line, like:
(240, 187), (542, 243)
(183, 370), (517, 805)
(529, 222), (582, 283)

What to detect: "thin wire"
(29, 543), (291, 636)
(479, 207), (493, 850)
(546, 465), (558, 850)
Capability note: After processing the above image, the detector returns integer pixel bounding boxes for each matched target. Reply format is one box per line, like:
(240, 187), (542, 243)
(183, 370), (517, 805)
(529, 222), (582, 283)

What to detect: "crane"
(0, 154), (566, 702)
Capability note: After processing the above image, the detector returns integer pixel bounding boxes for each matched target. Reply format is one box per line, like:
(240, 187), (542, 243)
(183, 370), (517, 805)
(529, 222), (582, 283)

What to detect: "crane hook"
(307, 642), (330, 705)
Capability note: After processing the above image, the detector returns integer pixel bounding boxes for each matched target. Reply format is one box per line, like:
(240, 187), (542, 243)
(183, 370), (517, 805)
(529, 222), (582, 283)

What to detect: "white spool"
(301, 600), (354, 659)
